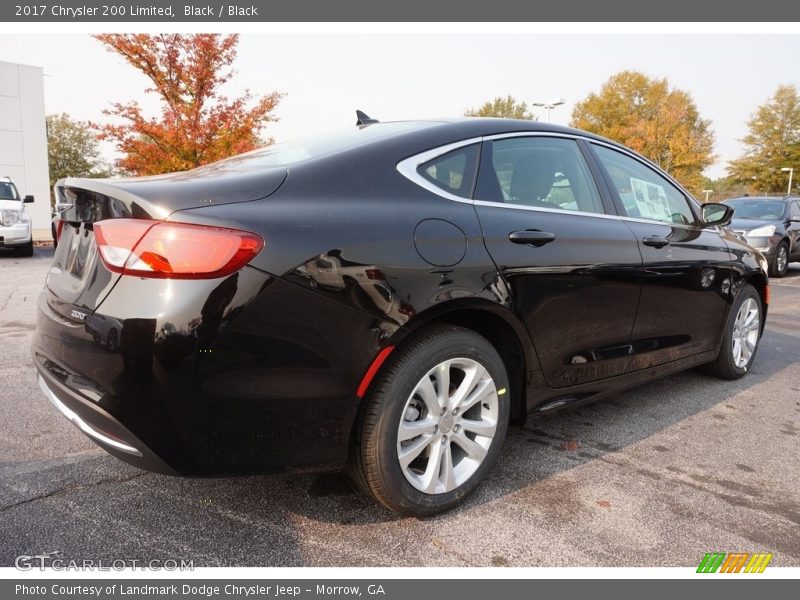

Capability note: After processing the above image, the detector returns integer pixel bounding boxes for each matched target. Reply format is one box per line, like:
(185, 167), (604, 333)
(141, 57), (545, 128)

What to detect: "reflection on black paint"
(104, 318), (158, 437)
(291, 250), (414, 325)
(120, 318), (157, 375)
(85, 313), (123, 353)
(197, 273), (240, 350)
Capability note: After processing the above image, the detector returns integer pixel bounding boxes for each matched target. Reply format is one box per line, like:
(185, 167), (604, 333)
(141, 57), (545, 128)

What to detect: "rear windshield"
(199, 122), (437, 172)
(0, 182), (19, 200)
(724, 199), (786, 220)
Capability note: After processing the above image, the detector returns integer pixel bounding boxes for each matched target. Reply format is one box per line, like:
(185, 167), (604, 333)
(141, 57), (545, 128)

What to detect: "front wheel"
(703, 283), (763, 380)
(350, 325), (509, 516)
(769, 241), (789, 278)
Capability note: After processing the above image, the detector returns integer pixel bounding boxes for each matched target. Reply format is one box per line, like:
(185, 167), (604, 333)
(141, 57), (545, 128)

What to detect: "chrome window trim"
(396, 130), (712, 230)
(473, 199), (621, 221)
(396, 137), (483, 205)
(618, 214), (719, 233)
(483, 131), (580, 142)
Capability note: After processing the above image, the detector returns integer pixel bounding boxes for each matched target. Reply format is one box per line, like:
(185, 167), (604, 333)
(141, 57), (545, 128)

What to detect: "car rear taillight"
(94, 219), (264, 279)
(55, 219), (65, 242)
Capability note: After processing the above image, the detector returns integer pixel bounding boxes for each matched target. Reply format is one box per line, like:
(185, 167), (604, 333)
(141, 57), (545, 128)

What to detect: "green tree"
(571, 71), (715, 194)
(727, 84), (800, 194)
(47, 113), (112, 204)
(465, 96), (536, 120)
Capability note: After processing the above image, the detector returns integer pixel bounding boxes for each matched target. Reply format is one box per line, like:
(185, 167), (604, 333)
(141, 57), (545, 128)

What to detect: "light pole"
(702, 189), (714, 202)
(531, 98), (565, 123)
(781, 167), (794, 195)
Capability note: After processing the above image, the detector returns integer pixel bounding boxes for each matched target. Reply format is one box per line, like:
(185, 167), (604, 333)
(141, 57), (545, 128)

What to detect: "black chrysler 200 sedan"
(33, 116), (768, 515)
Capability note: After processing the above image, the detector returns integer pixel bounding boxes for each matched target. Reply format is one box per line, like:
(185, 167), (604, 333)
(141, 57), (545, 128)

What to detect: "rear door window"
(475, 136), (605, 215)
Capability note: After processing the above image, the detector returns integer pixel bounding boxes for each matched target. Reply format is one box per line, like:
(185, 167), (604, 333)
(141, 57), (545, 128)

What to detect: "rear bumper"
(35, 367), (176, 474)
(32, 269), (395, 476)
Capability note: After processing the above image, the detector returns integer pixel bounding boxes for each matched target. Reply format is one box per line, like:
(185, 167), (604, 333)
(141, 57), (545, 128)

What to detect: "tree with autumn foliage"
(92, 34), (282, 176)
(727, 84), (800, 194)
(571, 71), (715, 194)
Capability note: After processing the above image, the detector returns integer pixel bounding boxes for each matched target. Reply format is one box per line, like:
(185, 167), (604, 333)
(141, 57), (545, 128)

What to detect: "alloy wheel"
(731, 297), (760, 369)
(776, 245), (788, 275)
(397, 358), (499, 494)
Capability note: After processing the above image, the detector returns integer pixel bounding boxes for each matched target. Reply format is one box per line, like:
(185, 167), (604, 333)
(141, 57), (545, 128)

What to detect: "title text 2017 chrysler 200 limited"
(33, 116), (768, 515)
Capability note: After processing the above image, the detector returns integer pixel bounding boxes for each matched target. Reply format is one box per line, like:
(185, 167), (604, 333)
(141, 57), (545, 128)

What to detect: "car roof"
(387, 117), (620, 144)
(357, 118), (642, 166)
(374, 117), (672, 174)
(0, 176), (14, 183)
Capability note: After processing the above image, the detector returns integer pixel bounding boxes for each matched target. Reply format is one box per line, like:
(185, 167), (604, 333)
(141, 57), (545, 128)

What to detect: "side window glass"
(476, 137), (605, 214)
(792, 201), (800, 219)
(417, 144), (480, 199)
(592, 144), (697, 226)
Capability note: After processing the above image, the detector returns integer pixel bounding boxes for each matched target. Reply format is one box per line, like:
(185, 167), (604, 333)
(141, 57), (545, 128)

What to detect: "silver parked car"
(0, 176), (34, 256)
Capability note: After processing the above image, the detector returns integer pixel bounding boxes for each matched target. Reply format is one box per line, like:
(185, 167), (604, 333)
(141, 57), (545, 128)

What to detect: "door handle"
(509, 230), (556, 247)
(642, 235), (670, 249)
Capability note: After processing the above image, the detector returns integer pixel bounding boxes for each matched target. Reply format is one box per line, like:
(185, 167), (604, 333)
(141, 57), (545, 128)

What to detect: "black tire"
(106, 328), (119, 352)
(702, 283), (762, 380)
(769, 241), (789, 278)
(15, 241), (33, 257)
(350, 325), (510, 516)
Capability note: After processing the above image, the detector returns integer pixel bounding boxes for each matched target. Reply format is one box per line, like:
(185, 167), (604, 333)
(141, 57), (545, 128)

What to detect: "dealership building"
(0, 60), (51, 241)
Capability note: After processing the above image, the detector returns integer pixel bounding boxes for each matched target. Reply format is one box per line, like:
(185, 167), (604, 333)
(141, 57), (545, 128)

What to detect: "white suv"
(0, 176), (34, 256)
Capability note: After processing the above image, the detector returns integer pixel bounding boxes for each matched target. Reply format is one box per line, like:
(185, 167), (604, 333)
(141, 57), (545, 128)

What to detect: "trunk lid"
(47, 165), (287, 321)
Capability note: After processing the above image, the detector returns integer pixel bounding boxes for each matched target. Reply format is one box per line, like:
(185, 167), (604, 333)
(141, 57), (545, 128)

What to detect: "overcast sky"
(1, 33), (798, 179)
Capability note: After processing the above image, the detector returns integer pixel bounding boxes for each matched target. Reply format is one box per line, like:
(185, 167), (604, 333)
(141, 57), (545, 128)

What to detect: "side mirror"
(701, 202), (733, 227)
(23, 195), (34, 203)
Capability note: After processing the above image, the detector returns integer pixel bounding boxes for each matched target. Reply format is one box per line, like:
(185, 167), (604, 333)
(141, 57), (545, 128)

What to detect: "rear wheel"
(702, 283), (762, 380)
(769, 241), (789, 278)
(351, 325), (509, 516)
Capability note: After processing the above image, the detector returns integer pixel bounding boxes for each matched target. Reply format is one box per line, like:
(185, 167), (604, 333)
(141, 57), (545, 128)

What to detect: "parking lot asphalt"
(1, 246), (798, 567)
